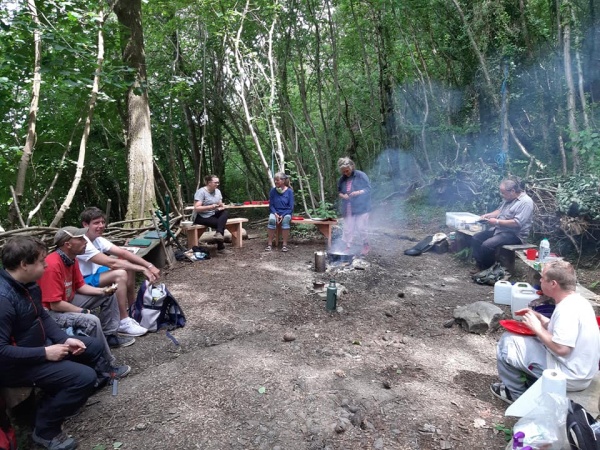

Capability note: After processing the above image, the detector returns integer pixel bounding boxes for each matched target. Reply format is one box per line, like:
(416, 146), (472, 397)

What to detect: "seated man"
(77, 207), (161, 336)
(491, 260), (600, 403)
(471, 178), (534, 272)
(0, 236), (104, 450)
(39, 227), (135, 363)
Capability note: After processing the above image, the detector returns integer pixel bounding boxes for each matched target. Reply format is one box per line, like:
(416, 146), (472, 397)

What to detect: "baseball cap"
(54, 227), (88, 247)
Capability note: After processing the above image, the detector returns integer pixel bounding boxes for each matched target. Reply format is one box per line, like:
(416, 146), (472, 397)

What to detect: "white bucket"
(511, 282), (539, 318)
(494, 280), (512, 305)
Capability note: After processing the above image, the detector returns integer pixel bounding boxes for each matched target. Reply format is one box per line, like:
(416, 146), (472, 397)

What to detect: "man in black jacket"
(0, 236), (103, 450)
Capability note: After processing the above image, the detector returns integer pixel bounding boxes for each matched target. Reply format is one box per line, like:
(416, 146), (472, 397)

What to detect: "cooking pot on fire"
(328, 251), (354, 263)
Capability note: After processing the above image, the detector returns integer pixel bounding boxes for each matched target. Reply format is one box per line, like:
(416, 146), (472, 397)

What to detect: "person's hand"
(45, 343), (71, 361)
(65, 338), (86, 356)
(143, 268), (158, 283)
(103, 283), (118, 295)
(276, 214), (283, 224)
(340, 193), (350, 200)
(521, 310), (544, 334)
(148, 265), (160, 278)
(481, 214), (490, 220)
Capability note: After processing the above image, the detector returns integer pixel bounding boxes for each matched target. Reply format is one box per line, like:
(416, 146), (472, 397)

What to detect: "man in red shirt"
(38, 227), (134, 357)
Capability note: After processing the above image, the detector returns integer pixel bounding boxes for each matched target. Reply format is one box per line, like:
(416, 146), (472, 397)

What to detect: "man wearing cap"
(38, 227), (135, 355)
(0, 236), (103, 450)
(77, 207), (159, 336)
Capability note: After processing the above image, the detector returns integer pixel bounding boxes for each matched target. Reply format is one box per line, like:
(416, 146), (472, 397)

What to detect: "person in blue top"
(265, 172), (294, 252)
(337, 157), (371, 255)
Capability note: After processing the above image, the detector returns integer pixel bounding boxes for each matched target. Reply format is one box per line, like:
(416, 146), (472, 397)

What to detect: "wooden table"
(184, 204), (269, 212)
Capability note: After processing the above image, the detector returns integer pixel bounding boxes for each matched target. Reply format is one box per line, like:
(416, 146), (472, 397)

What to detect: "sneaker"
(214, 232), (225, 243)
(117, 317), (147, 336)
(490, 382), (514, 404)
(111, 365), (131, 379)
(106, 334), (135, 348)
(32, 430), (78, 450)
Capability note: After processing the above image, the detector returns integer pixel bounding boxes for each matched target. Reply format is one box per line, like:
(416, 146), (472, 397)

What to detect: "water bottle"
(326, 280), (337, 311)
(539, 238), (550, 263)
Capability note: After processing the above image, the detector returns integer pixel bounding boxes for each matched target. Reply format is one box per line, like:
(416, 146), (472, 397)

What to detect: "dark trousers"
(472, 229), (521, 270)
(194, 209), (229, 249)
(0, 336), (103, 438)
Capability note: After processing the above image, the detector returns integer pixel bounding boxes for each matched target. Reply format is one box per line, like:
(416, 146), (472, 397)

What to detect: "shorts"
(83, 266), (110, 287)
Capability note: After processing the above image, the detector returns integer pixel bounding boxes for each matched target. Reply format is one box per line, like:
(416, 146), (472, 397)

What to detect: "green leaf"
(113, 443), (123, 449)
(258, 386), (266, 394)
(92, 445), (107, 450)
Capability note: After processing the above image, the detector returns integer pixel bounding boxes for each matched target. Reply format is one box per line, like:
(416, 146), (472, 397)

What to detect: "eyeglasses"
(210, 180), (220, 184)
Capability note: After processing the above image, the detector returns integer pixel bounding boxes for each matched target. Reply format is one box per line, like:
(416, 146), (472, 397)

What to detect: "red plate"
(499, 319), (535, 336)
(292, 216), (304, 220)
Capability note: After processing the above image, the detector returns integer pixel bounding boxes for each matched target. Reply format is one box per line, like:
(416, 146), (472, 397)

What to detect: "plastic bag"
(512, 392), (569, 449)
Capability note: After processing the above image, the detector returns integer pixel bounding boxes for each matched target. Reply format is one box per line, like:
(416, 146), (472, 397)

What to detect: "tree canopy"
(1, 0), (599, 228)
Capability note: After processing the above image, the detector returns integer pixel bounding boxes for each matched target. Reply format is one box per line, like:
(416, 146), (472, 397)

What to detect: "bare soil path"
(68, 218), (525, 450)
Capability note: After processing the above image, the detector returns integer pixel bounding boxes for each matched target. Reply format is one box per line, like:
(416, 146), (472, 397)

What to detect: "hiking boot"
(117, 317), (147, 336)
(32, 430), (78, 450)
(214, 232), (225, 243)
(111, 365), (131, 379)
(106, 334), (135, 348)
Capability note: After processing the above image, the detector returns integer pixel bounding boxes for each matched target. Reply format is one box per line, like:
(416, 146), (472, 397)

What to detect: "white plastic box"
(445, 212), (480, 229)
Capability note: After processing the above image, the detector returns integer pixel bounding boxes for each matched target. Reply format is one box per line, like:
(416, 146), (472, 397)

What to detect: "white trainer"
(118, 317), (148, 336)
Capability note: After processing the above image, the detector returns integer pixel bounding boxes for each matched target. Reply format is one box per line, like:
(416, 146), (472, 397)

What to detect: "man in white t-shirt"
(76, 207), (161, 336)
(491, 260), (600, 404)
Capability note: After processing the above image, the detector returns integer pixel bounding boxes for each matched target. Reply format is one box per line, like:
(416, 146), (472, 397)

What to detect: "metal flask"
(326, 280), (337, 311)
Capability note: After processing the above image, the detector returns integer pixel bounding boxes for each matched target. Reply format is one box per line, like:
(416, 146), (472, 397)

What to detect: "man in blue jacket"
(0, 236), (103, 450)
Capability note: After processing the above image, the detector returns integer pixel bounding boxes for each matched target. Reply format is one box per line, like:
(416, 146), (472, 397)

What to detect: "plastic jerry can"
(511, 282), (539, 318)
(494, 280), (512, 305)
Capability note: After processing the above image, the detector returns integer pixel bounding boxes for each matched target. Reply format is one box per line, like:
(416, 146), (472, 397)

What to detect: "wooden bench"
(123, 235), (167, 268)
(274, 219), (337, 248)
(1, 387), (34, 410)
(451, 227), (600, 303)
(183, 218), (249, 249)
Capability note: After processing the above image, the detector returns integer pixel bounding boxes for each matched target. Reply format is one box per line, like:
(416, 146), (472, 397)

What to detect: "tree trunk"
(10, 0), (42, 227)
(50, 15), (106, 227)
(114, 0), (156, 223)
(562, 0), (580, 173)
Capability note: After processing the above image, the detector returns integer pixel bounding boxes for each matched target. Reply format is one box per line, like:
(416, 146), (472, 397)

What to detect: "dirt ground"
(61, 215), (543, 450)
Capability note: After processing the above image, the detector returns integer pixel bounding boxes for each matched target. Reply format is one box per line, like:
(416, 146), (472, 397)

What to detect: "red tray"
(499, 319), (535, 336)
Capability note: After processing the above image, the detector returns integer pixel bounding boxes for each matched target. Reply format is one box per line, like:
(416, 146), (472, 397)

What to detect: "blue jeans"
(0, 335), (103, 438)
(471, 229), (521, 269)
(267, 213), (291, 230)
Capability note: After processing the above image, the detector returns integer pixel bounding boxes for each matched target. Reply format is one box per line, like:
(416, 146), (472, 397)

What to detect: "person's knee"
(267, 214), (277, 229)
(281, 215), (292, 229)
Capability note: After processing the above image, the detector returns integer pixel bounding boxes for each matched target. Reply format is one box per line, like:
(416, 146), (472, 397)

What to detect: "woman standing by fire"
(337, 157), (371, 255)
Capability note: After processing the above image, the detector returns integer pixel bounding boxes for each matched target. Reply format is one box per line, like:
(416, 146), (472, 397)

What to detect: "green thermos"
(326, 280), (337, 311)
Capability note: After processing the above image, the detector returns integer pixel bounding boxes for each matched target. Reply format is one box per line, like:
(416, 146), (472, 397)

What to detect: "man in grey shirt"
(471, 179), (534, 271)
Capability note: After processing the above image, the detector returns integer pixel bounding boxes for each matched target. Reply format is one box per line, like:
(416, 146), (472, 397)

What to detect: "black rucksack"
(130, 281), (186, 332)
(567, 400), (600, 450)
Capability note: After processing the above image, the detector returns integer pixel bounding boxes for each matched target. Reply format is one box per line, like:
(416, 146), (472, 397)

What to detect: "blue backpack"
(130, 281), (186, 332)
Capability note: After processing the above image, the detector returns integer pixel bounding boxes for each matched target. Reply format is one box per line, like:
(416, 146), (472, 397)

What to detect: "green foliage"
(556, 175), (600, 220)
(308, 202), (337, 220)
(573, 130), (600, 173)
(493, 423), (513, 442)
